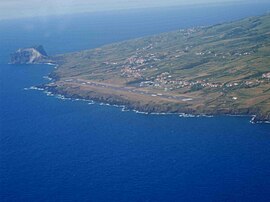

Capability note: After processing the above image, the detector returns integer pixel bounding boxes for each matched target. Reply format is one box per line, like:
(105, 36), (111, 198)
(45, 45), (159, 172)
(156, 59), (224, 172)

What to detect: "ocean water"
(1, 3), (270, 202)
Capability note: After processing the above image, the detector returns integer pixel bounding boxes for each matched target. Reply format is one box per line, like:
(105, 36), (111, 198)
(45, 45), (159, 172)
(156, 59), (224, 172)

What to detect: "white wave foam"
(133, 110), (149, 115)
(43, 76), (53, 81)
(24, 86), (44, 91)
(179, 113), (196, 118)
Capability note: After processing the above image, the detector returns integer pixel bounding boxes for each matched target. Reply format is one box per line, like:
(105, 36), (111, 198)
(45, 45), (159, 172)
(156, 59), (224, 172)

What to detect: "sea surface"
(1, 3), (270, 202)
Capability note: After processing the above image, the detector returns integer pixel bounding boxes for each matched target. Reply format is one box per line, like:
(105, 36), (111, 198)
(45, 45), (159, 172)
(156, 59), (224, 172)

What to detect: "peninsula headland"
(11, 14), (270, 122)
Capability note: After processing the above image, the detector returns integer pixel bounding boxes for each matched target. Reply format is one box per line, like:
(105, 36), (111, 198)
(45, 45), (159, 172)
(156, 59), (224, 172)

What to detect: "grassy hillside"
(47, 14), (270, 121)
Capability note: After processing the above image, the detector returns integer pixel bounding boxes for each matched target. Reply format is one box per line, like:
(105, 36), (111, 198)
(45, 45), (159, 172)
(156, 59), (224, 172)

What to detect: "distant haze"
(0, 0), (266, 20)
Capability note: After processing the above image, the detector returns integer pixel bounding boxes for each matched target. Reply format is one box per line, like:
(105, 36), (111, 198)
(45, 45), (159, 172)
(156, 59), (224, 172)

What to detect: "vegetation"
(46, 14), (270, 122)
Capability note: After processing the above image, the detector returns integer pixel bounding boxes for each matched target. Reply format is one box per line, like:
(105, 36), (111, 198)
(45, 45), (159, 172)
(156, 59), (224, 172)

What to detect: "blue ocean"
(1, 3), (270, 202)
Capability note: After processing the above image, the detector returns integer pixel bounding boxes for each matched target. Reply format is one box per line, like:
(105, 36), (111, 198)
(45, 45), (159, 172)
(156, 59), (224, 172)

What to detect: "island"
(11, 14), (270, 123)
(10, 45), (52, 64)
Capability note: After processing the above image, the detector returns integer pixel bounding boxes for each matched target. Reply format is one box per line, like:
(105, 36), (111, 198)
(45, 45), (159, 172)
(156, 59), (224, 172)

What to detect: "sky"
(0, 0), (267, 20)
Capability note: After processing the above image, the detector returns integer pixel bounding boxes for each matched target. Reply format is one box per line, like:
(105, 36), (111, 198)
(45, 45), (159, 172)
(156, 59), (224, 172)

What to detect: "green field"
(46, 14), (270, 122)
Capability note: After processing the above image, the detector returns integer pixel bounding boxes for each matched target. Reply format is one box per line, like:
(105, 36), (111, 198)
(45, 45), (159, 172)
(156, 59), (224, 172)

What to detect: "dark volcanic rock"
(43, 83), (270, 123)
(251, 113), (270, 123)
(10, 45), (49, 64)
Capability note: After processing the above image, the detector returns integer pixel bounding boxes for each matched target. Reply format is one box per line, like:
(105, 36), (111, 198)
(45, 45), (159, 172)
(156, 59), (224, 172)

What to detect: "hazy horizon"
(0, 0), (268, 20)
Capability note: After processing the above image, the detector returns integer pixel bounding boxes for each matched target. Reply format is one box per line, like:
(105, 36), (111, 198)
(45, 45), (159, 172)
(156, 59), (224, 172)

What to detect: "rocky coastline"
(42, 83), (270, 124)
(10, 45), (53, 64)
(11, 14), (270, 124)
(10, 44), (270, 124)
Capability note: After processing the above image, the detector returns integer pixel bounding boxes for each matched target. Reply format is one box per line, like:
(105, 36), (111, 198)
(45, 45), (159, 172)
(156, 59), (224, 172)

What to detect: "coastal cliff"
(12, 14), (270, 123)
(43, 83), (269, 123)
(10, 45), (51, 64)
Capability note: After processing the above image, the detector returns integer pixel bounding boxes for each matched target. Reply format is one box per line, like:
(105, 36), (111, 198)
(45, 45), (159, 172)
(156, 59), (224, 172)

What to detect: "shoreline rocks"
(10, 45), (51, 64)
(43, 83), (270, 123)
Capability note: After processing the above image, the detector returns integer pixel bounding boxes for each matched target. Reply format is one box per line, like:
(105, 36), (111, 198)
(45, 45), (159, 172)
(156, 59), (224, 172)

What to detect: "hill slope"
(46, 14), (270, 122)
(10, 45), (50, 64)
